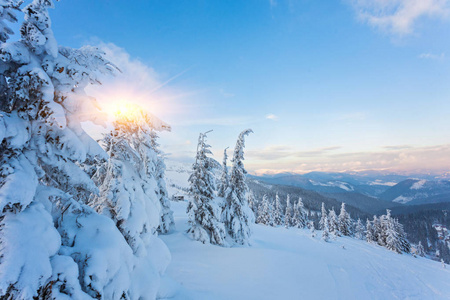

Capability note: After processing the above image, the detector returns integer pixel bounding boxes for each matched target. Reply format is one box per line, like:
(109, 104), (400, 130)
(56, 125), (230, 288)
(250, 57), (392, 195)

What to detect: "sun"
(110, 101), (145, 123)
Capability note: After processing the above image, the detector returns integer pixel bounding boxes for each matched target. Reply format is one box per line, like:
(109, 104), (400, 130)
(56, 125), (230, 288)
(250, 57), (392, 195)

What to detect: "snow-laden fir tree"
(256, 194), (273, 226)
(0, 0), (19, 46)
(322, 214), (330, 242)
(291, 200), (298, 227)
(365, 211), (410, 254)
(390, 214), (410, 253)
(366, 218), (376, 243)
(93, 120), (156, 252)
(222, 129), (254, 245)
(273, 193), (283, 226)
(338, 202), (352, 236)
(247, 189), (257, 216)
(372, 215), (382, 244)
(294, 197), (308, 228)
(0, 1), (160, 298)
(91, 104), (174, 297)
(385, 214), (403, 253)
(355, 218), (365, 240)
(377, 214), (388, 246)
(186, 131), (227, 246)
(417, 241), (425, 257)
(319, 203), (327, 230)
(217, 147), (229, 198)
(328, 208), (340, 237)
(285, 194), (292, 228)
(309, 220), (316, 237)
(147, 125), (175, 234)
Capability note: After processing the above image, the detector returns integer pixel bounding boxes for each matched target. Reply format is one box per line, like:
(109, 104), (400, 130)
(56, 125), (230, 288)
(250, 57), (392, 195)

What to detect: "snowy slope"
(161, 201), (450, 300)
(165, 160), (192, 198)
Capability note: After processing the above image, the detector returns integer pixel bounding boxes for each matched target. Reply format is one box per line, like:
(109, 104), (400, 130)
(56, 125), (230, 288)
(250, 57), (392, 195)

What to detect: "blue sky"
(49, 0), (450, 174)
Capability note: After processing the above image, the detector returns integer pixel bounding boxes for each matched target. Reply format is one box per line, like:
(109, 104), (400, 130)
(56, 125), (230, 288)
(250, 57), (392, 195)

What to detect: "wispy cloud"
(383, 145), (413, 150)
(349, 0), (450, 35)
(247, 145), (341, 161)
(266, 114), (278, 121)
(418, 52), (445, 59)
(85, 42), (197, 122)
(247, 143), (450, 175)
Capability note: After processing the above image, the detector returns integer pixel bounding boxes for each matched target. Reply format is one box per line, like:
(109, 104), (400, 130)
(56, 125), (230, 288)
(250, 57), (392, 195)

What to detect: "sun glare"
(110, 101), (145, 123)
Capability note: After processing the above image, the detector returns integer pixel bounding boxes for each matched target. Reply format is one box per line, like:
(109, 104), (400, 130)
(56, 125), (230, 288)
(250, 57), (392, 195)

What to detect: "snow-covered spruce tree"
(273, 193), (283, 226)
(328, 208), (340, 237)
(256, 194), (273, 226)
(309, 220), (315, 237)
(371, 215), (381, 244)
(247, 189), (257, 217)
(294, 197), (308, 229)
(222, 129), (253, 245)
(355, 218), (365, 240)
(322, 214), (330, 242)
(391, 215), (410, 253)
(365, 218), (375, 243)
(417, 241), (425, 257)
(217, 147), (229, 198)
(284, 194), (292, 228)
(377, 213), (388, 246)
(319, 202), (327, 230)
(92, 104), (174, 255)
(0, 1), (166, 298)
(0, 0), (19, 46)
(385, 213), (402, 254)
(338, 202), (352, 236)
(186, 131), (227, 246)
(146, 124), (175, 234)
(291, 200), (298, 227)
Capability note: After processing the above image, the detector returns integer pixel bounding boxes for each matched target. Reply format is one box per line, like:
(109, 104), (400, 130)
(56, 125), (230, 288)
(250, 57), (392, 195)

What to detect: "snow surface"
(161, 201), (450, 300)
(411, 180), (427, 190)
(393, 195), (414, 204)
(368, 180), (397, 187)
(310, 180), (354, 192)
(165, 161), (192, 198)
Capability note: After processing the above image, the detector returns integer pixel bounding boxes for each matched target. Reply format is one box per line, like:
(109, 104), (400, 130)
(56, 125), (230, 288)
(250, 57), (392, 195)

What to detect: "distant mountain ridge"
(248, 172), (398, 197)
(379, 179), (450, 205)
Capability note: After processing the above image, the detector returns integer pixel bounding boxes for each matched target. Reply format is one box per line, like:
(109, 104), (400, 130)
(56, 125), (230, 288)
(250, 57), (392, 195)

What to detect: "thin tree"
(223, 129), (254, 245)
(355, 218), (365, 240)
(187, 131), (227, 246)
(273, 193), (283, 226)
(319, 203), (327, 230)
(217, 147), (230, 198)
(285, 194), (292, 228)
(322, 214), (330, 242)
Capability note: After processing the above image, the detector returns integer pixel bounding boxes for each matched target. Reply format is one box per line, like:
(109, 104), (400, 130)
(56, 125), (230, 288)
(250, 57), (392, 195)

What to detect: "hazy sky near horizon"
(48, 0), (450, 175)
